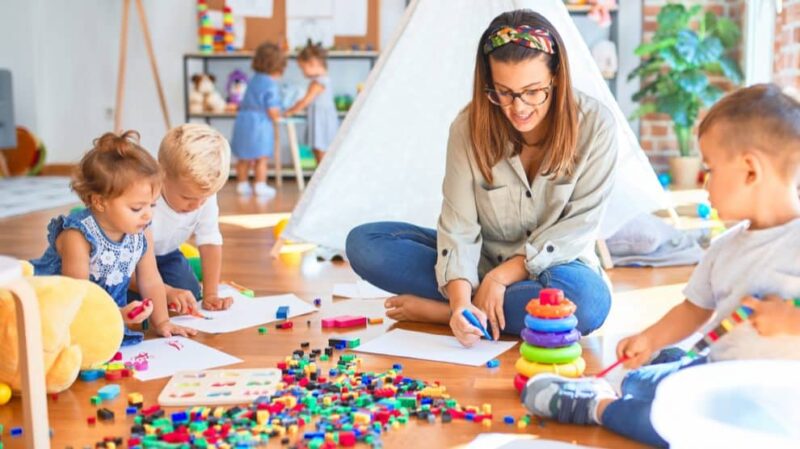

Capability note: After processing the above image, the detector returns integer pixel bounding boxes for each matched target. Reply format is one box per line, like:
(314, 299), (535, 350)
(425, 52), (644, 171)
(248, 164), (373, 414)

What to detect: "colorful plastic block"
(98, 384), (120, 401)
(97, 408), (115, 421)
(313, 298), (322, 307)
(368, 317), (384, 325)
(87, 416), (96, 425)
(486, 359), (500, 368)
(79, 369), (105, 382)
(321, 315), (367, 328)
(10, 427), (21, 437)
(126, 406), (138, 415)
(258, 327), (267, 335)
(277, 321), (294, 330)
(277, 306), (289, 320)
(128, 392), (143, 406)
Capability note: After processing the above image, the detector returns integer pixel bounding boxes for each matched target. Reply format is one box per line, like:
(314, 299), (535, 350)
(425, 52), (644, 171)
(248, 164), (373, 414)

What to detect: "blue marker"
(461, 309), (493, 340)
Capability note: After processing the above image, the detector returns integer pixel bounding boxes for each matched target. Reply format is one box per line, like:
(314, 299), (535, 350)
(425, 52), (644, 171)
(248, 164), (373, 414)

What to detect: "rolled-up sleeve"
(518, 112), (618, 276)
(435, 119), (482, 297)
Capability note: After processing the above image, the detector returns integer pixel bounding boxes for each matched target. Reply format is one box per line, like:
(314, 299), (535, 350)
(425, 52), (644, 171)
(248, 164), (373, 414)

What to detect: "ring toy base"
(515, 356), (586, 378)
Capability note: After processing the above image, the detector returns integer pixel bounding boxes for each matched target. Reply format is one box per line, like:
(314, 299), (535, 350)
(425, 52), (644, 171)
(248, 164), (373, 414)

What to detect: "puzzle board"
(158, 368), (282, 407)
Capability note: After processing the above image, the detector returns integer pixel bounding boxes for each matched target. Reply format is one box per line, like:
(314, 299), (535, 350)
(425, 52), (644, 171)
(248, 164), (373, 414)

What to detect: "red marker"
(127, 298), (152, 319)
(595, 355), (629, 378)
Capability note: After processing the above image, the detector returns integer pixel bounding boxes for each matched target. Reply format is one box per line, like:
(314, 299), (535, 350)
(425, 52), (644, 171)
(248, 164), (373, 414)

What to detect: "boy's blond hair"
(159, 124), (231, 193)
(698, 83), (800, 178)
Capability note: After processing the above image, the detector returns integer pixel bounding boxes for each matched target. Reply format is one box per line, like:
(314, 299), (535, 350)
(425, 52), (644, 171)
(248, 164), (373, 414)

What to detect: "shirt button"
(526, 190), (532, 198)
(497, 255), (503, 262)
(441, 249), (448, 256)
(526, 230), (532, 237)
(546, 245), (555, 253)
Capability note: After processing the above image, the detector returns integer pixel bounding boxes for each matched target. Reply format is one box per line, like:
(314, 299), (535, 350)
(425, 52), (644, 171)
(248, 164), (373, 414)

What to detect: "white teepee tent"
(283, 0), (669, 251)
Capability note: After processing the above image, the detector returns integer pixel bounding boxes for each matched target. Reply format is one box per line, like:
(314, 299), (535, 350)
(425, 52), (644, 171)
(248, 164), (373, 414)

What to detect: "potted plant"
(629, 3), (743, 188)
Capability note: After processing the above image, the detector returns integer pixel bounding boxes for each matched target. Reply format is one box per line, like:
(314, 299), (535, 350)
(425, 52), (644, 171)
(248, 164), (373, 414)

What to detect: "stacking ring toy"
(513, 373), (529, 393)
(525, 292), (576, 318)
(520, 342), (582, 364)
(524, 314), (578, 333)
(515, 356), (586, 378)
(521, 328), (581, 348)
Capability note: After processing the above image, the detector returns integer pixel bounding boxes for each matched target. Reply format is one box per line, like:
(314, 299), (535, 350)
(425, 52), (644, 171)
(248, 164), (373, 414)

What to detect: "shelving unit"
(182, 51), (379, 125)
(566, 4), (620, 96)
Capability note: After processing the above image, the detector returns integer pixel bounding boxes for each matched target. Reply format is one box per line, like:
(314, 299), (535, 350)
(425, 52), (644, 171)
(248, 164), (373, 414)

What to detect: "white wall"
(0, 0), (408, 164)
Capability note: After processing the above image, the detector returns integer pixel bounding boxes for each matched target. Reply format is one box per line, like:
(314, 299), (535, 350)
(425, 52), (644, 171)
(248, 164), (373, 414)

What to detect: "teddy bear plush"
(189, 73), (227, 114)
(0, 263), (123, 393)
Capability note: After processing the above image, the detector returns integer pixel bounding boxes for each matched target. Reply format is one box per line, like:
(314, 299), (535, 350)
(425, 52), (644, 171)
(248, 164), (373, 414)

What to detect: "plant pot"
(668, 156), (702, 189)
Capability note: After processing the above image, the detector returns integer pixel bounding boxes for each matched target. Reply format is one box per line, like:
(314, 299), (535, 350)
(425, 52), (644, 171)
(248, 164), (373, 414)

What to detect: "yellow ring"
(515, 356), (586, 378)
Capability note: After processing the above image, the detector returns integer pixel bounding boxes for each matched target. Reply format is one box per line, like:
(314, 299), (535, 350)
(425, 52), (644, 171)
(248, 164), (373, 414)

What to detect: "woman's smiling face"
(488, 55), (553, 134)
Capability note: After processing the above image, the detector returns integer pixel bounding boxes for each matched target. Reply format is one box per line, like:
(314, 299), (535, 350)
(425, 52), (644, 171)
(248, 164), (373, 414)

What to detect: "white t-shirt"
(683, 218), (800, 361)
(151, 194), (223, 256)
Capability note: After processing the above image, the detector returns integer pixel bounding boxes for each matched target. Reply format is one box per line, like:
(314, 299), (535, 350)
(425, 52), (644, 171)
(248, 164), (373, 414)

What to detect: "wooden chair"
(0, 256), (50, 448)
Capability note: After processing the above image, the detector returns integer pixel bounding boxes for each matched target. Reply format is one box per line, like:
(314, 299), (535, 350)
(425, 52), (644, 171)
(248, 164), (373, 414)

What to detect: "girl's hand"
(472, 275), (507, 340)
(617, 333), (656, 369)
(166, 287), (198, 315)
(742, 295), (800, 336)
(121, 300), (153, 325)
(202, 294), (233, 311)
(449, 305), (488, 348)
(153, 320), (197, 338)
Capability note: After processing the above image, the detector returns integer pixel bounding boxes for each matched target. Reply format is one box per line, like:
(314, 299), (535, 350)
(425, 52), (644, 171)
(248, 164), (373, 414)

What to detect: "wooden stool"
(0, 256), (50, 447)
(278, 117), (306, 192)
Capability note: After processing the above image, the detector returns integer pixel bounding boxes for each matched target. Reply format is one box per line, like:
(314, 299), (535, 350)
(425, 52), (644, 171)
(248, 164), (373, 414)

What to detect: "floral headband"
(483, 25), (556, 55)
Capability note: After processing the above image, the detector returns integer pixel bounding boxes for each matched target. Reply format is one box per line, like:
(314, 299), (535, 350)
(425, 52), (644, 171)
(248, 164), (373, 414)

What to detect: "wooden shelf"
(188, 110), (348, 119)
(184, 50), (380, 60)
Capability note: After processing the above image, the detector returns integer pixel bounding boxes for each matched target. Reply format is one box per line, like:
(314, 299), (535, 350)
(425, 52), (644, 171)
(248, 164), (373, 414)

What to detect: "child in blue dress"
(31, 131), (196, 345)
(231, 41), (286, 197)
(285, 40), (339, 164)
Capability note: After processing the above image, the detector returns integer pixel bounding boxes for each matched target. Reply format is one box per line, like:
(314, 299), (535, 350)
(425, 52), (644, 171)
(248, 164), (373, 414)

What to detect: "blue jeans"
(156, 249), (202, 300)
(602, 356), (709, 447)
(345, 222), (611, 335)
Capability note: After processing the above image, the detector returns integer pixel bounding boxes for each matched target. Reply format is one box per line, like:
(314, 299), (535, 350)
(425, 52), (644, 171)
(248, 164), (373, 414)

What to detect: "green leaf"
(676, 72), (709, 94)
(634, 38), (677, 57)
(714, 17), (741, 48)
(717, 56), (743, 84)
(629, 102), (657, 121)
(696, 36), (724, 65)
(657, 4), (690, 34)
(658, 94), (691, 127)
(703, 11), (717, 35)
(699, 85), (723, 106)
(659, 48), (686, 71)
(675, 30), (701, 64)
(627, 59), (662, 81)
(632, 80), (660, 102)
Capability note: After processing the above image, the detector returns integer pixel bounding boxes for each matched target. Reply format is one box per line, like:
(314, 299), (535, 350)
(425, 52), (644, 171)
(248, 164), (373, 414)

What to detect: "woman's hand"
(449, 305), (488, 348)
(121, 300), (153, 325)
(153, 320), (197, 338)
(472, 274), (507, 340)
(617, 332), (657, 369)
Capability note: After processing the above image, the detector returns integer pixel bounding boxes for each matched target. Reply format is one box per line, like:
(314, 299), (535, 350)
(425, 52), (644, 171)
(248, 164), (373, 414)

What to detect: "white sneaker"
(236, 182), (253, 195)
(254, 183), (276, 198)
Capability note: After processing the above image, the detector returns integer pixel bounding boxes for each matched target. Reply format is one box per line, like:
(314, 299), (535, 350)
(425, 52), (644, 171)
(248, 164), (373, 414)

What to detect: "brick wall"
(639, 1), (744, 171)
(774, 0), (800, 90)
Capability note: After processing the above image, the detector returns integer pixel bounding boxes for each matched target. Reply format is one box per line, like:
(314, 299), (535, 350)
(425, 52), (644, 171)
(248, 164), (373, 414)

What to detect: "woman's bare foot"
(385, 294), (451, 324)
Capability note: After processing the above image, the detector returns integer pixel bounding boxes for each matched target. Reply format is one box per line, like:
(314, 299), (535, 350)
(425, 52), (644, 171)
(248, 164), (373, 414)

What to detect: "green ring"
(520, 342), (582, 364)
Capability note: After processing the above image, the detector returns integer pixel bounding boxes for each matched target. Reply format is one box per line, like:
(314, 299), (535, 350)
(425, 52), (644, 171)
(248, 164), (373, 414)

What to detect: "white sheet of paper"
(170, 285), (317, 333)
(119, 337), (242, 381)
(287, 17), (335, 49)
(332, 280), (392, 299)
(286, 0), (333, 18)
(464, 434), (599, 449)
(333, 0), (366, 36)
(355, 329), (516, 366)
(227, 0), (273, 17)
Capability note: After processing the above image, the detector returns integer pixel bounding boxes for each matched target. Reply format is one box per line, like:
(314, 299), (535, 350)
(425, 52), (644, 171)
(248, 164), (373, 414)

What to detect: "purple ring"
(520, 328), (581, 348)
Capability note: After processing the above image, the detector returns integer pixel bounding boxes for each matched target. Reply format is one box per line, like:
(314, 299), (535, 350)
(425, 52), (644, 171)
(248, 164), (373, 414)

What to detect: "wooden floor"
(0, 179), (693, 448)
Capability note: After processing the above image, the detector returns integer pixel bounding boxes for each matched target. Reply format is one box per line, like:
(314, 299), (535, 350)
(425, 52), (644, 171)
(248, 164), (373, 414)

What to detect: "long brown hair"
(469, 10), (578, 183)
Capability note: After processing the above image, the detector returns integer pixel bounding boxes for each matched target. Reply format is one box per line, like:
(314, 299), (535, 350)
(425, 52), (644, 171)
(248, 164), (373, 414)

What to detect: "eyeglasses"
(484, 81), (552, 107)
